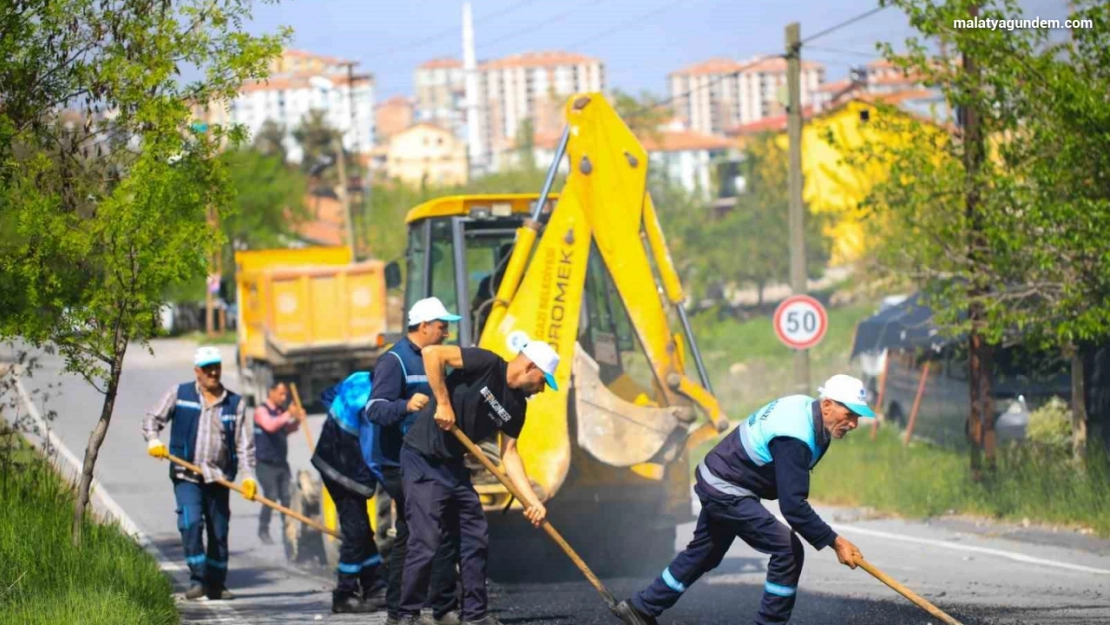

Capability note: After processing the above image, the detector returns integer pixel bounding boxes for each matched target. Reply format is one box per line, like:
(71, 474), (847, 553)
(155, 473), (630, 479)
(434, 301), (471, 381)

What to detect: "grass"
(178, 330), (237, 345)
(812, 427), (1110, 537)
(0, 441), (178, 625)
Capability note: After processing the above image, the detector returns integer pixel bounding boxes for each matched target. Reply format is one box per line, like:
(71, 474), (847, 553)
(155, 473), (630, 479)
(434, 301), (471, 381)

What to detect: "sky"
(244, 0), (1073, 101)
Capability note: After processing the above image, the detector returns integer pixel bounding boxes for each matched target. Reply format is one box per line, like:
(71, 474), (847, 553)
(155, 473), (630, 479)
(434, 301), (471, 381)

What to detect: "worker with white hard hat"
(614, 374), (873, 625)
(143, 345), (257, 602)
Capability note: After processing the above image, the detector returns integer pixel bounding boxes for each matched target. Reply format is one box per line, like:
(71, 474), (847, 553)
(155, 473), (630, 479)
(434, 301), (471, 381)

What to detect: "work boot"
(207, 585), (235, 601)
(258, 527), (274, 545)
(430, 610), (462, 625)
(611, 600), (658, 625)
(460, 616), (503, 625)
(361, 578), (387, 607)
(184, 583), (208, 600)
(332, 594), (379, 614)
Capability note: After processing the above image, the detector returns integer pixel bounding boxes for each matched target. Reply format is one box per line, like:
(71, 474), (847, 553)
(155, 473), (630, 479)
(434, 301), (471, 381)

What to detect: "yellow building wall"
(772, 100), (948, 266)
(386, 124), (469, 188)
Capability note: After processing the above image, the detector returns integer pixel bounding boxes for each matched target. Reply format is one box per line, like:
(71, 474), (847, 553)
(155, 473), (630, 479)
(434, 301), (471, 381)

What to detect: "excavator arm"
(477, 93), (730, 501)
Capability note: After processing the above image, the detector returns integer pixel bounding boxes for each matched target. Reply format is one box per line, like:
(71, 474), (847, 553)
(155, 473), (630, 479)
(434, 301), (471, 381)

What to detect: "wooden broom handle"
(165, 454), (340, 540)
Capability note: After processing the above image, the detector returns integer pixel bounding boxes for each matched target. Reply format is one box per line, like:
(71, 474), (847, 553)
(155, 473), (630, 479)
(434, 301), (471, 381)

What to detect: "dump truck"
(358, 92), (732, 576)
(234, 246), (398, 408)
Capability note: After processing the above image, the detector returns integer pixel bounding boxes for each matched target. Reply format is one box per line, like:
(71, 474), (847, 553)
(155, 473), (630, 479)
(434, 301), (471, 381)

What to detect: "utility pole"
(345, 60), (371, 260)
(206, 204), (217, 337)
(334, 134), (356, 258)
(785, 21), (809, 394)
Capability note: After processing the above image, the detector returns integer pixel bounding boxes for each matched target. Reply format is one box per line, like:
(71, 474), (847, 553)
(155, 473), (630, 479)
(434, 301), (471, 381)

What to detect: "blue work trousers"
(633, 495), (805, 624)
(398, 446), (487, 622)
(322, 476), (383, 601)
(173, 479), (231, 588)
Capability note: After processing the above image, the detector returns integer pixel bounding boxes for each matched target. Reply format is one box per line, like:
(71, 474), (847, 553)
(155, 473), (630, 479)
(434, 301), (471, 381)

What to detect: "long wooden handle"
(449, 425), (616, 608)
(857, 558), (963, 625)
(166, 454), (340, 540)
(289, 382), (314, 449)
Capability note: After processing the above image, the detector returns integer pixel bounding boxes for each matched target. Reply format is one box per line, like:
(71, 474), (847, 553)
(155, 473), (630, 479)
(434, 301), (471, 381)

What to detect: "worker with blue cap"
(143, 345), (257, 601)
(613, 374), (873, 625)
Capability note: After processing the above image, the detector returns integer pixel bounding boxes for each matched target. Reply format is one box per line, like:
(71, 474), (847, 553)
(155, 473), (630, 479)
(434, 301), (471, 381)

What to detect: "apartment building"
(195, 49), (375, 164)
(414, 58), (466, 136)
(376, 95), (415, 143)
(668, 56), (825, 135)
(476, 51), (605, 170)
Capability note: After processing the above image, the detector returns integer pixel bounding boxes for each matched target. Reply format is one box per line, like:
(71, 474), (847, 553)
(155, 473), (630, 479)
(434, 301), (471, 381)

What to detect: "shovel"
(857, 558), (964, 625)
(450, 426), (621, 613)
(163, 454), (341, 540)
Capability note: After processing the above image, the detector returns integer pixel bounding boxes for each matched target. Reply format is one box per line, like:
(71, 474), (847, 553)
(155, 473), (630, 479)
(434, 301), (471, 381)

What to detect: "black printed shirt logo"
(480, 386), (512, 426)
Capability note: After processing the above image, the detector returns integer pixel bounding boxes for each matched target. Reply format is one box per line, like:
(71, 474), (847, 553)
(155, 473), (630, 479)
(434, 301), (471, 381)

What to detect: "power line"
(801, 6), (888, 44)
(805, 44), (880, 59)
(376, 0), (546, 58)
(560, 0), (695, 50)
(657, 55), (782, 109)
(476, 4), (590, 53)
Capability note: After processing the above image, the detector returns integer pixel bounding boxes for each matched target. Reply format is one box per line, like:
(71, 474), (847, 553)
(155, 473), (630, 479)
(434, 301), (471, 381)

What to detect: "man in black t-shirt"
(396, 341), (560, 625)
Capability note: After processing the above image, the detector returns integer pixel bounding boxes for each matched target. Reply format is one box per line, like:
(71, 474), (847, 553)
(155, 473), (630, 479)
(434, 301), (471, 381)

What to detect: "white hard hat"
(520, 341), (560, 391)
(407, 297), (462, 326)
(818, 374), (875, 417)
(194, 346), (222, 368)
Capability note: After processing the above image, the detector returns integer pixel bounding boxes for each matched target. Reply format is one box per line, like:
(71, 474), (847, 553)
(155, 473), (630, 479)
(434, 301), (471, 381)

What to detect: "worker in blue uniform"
(366, 297), (465, 625)
(613, 374), (873, 625)
(312, 371), (386, 614)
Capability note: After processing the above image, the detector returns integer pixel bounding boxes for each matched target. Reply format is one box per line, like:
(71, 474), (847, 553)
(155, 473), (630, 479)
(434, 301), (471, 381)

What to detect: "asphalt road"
(5, 338), (1109, 625)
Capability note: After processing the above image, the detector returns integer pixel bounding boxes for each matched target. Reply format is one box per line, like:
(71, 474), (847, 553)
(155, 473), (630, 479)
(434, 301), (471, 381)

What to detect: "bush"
(1025, 396), (1072, 451)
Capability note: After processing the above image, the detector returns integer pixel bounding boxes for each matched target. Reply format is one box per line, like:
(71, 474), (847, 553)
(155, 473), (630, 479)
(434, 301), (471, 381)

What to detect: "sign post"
(773, 294), (828, 355)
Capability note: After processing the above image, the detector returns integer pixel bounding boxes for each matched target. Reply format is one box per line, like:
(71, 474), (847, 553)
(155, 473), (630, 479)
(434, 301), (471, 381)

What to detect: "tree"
(220, 147), (310, 271)
(292, 109), (347, 182)
(848, 0), (1110, 467)
(612, 89), (673, 144)
(253, 120), (288, 160)
(514, 118), (536, 171)
(651, 135), (829, 305)
(0, 0), (289, 543)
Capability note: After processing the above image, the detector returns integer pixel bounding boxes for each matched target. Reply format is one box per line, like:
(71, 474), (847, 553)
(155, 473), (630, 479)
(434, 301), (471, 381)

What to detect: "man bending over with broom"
(395, 341), (559, 625)
(614, 374), (872, 625)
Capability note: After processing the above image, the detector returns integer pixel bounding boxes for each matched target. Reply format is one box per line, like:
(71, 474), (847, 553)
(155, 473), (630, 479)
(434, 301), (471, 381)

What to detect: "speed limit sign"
(773, 295), (828, 350)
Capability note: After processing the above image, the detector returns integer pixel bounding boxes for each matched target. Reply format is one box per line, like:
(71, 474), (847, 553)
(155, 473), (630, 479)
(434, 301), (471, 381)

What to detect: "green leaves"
(0, 0), (291, 382)
(851, 0), (1110, 353)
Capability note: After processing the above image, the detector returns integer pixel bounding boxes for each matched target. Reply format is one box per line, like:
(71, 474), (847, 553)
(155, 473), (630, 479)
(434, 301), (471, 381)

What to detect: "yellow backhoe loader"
(365, 92), (732, 576)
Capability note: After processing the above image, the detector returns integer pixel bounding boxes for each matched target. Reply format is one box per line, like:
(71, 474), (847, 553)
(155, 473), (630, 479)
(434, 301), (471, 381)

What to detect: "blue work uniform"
(312, 373), (383, 603)
(399, 348), (528, 623)
(632, 395), (836, 625)
(365, 337), (461, 621)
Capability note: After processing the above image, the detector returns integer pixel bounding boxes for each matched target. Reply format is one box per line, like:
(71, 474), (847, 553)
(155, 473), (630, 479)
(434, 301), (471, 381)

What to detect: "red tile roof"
(671, 55), (823, 77)
(418, 57), (463, 70)
(377, 95), (414, 108)
(480, 50), (600, 70)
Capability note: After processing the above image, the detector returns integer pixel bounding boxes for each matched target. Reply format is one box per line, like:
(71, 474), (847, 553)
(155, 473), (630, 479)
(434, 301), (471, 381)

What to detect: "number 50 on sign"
(773, 295), (828, 350)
